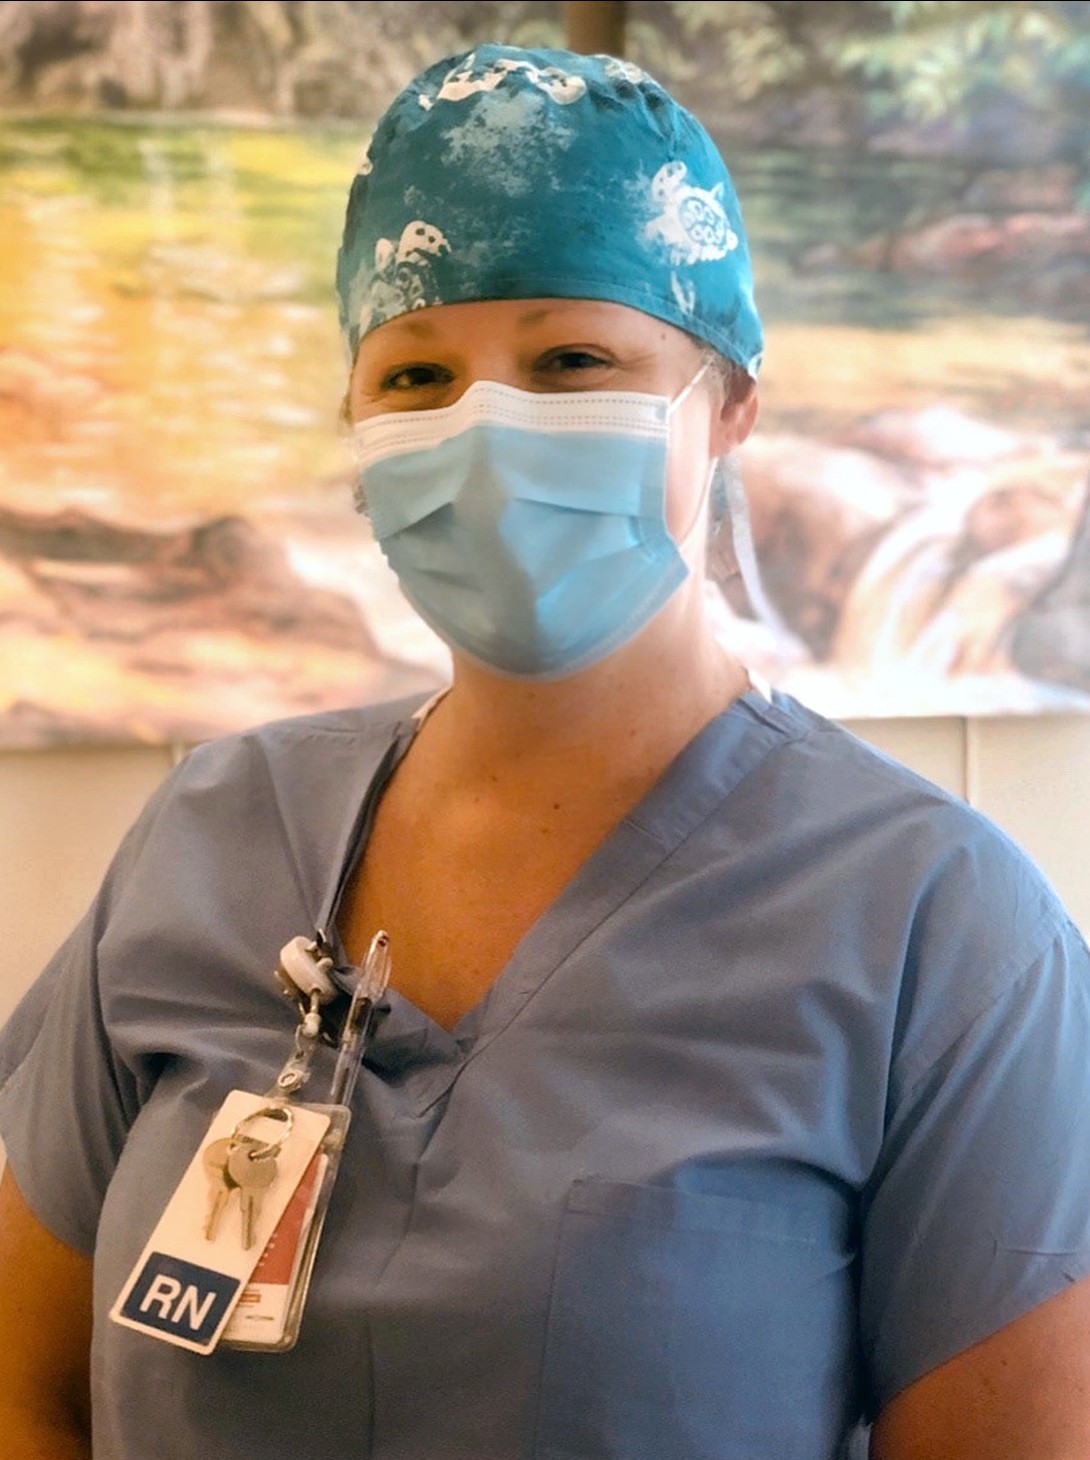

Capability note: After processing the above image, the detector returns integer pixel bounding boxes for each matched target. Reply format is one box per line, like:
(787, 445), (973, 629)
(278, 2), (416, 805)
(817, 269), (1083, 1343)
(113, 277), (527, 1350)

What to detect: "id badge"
(109, 1092), (332, 1354)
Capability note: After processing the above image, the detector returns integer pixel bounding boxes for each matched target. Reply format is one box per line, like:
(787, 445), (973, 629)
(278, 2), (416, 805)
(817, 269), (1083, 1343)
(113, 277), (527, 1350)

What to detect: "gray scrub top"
(3, 688), (1090, 1460)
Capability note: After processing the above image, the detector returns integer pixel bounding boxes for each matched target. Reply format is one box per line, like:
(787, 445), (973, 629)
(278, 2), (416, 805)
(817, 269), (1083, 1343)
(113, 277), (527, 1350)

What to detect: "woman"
(2, 44), (1090, 1460)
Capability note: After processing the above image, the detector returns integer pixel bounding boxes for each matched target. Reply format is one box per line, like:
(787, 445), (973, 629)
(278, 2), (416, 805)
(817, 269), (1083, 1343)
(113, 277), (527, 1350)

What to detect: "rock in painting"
(1011, 488), (1090, 694)
(735, 435), (916, 658)
(0, 506), (440, 746)
(729, 413), (1089, 712)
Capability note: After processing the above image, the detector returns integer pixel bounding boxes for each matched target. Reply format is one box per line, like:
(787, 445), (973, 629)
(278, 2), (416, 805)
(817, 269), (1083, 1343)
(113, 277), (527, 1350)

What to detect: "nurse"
(3, 43), (1090, 1460)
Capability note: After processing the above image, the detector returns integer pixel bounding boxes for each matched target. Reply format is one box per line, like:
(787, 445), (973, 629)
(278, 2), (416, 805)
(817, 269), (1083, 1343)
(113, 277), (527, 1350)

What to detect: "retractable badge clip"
(268, 934), (341, 1100)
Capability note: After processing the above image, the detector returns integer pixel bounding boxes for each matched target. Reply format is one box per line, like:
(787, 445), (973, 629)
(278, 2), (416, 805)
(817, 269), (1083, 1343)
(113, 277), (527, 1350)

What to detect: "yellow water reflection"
(1, 122), (358, 523)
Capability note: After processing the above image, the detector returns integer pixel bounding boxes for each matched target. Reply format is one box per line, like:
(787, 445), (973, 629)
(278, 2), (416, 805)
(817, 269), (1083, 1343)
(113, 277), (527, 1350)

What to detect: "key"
(201, 1136), (237, 1241)
(228, 1141), (279, 1250)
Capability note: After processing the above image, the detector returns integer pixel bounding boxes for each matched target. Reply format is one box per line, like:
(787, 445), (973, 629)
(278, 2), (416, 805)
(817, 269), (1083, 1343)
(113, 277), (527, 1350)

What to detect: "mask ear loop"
(350, 425), (372, 516)
(666, 360), (711, 419)
(713, 453), (796, 645)
(667, 360), (720, 553)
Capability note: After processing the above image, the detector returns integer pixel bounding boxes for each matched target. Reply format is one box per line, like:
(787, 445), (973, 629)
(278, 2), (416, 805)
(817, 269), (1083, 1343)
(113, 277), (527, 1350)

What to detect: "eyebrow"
(516, 306), (565, 326)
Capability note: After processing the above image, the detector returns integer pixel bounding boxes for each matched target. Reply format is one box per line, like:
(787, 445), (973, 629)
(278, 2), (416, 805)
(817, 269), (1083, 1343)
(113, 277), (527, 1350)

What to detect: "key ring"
(228, 1104), (294, 1160)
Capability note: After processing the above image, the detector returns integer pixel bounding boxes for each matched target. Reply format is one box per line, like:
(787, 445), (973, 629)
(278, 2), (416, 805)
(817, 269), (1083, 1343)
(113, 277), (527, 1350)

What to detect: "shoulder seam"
(894, 907), (1076, 1109)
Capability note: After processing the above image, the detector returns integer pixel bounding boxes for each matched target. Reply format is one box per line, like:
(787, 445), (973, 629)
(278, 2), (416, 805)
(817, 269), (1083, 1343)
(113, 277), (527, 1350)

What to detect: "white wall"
(0, 745), (174, 1027)
(1, 715), (1088, 1031)
(849, 716), (1090, 935)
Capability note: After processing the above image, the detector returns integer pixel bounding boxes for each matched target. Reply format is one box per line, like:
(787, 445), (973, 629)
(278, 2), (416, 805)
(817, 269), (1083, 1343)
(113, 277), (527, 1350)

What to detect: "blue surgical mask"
(353, 373), (707, 680)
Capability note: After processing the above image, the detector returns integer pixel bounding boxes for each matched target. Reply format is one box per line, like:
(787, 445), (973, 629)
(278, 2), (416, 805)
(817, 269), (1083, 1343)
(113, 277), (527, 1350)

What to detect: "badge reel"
(109, 930), (390, 1357)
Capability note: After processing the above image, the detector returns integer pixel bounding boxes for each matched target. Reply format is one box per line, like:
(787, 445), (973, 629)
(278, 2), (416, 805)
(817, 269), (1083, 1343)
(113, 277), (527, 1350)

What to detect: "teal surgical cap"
(336, 45), (764, 377)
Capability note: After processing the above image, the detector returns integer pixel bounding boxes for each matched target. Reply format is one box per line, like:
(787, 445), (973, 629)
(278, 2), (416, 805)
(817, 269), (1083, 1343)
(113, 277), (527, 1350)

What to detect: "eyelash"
(540, 349), (612, 374)
(380, 363), (450, 391)
(377, 350), (614, 393)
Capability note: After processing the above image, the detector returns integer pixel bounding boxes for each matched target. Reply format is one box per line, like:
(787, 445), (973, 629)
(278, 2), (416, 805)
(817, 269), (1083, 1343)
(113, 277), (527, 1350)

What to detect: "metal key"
(202, 1136), (238, 1241)
(228, 1141), (279, 1250)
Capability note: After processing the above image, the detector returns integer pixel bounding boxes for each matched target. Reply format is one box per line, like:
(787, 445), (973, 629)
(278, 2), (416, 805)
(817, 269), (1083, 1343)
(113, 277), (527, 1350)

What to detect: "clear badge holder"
(221, 930), (390, 1353)
(220, 1099), (350, 1352)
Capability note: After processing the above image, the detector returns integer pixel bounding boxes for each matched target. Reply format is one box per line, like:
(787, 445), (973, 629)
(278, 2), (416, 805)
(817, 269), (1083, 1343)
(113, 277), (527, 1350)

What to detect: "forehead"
(357, 297), (695, 357)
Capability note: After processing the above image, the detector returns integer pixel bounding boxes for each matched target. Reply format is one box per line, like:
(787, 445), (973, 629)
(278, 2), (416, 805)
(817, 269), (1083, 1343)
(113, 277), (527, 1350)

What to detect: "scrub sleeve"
(861, 909), (1090, 1407)
(0, 769), (181, 1254)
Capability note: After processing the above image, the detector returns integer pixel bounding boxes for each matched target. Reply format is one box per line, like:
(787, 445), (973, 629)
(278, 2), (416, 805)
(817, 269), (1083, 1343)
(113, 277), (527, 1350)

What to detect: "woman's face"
(348, 297), (757, 548)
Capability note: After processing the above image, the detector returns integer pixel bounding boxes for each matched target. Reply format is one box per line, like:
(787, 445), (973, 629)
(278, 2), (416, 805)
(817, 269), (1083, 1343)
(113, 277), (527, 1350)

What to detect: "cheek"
(664, 437), (712, 544)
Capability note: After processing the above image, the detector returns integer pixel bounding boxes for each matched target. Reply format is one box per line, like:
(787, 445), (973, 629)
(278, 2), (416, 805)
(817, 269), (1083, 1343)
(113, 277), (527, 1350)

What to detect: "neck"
(420, 584), (749, 787)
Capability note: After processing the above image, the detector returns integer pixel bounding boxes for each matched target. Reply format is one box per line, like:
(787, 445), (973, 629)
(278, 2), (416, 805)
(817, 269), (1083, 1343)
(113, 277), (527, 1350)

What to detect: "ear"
(709, 376), (758, 458)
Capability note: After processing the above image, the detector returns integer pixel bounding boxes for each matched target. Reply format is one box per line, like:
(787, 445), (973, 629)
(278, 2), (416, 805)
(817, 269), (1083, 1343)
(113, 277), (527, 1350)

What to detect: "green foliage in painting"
(839, 1), (1076, 121)
(629, 1), (810, 97)
(635, 0), (1090, 103)
(629, 0), (1089, 183)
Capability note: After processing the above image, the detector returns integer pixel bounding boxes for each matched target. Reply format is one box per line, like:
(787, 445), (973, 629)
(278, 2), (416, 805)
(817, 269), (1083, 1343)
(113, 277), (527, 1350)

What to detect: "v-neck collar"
(313, 685), (804, 1114)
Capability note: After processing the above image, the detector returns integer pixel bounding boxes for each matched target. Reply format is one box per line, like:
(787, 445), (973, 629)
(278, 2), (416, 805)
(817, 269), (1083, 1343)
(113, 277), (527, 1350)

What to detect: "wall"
(2, 713), (1088, 1031)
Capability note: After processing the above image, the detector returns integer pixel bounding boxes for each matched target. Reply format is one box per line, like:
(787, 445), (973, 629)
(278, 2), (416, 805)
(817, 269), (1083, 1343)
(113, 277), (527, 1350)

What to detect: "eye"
(536, 348), (614, 378)
(379, 362), (453, 392)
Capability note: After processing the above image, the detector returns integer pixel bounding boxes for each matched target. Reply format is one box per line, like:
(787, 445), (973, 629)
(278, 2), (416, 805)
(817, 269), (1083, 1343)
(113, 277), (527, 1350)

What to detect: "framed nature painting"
(1, 0), (1088, 745)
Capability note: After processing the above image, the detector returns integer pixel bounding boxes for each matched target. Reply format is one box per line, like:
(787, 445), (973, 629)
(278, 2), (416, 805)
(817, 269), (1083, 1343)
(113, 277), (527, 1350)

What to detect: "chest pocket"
(532, 1177), (860, 1460)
